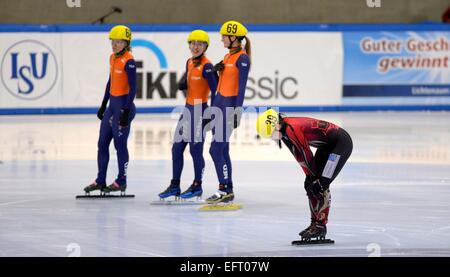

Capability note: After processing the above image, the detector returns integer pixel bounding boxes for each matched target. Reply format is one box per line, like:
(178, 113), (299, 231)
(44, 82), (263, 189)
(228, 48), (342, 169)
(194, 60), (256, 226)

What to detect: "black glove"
(233, 108), (243, 129)
(97, 101), (107, 120)
(311, 179), (325, 197)
(213, 60), (224, 72)
(119, 108), (130, 127)
(233, 113), (241, 128)
(202, 118), (212, 132)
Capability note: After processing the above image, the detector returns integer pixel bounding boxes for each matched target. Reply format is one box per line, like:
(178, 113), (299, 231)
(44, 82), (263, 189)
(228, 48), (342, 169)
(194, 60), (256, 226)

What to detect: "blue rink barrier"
(1, 105), (450, 115)
(1, 23), (449, 32)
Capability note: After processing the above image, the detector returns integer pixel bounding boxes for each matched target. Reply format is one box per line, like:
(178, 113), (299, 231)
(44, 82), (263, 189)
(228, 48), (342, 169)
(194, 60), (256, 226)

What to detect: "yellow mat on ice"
(198, 203), (243, 211)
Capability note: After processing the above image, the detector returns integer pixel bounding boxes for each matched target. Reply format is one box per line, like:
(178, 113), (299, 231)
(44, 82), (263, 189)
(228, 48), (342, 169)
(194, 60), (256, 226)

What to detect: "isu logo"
(1, 40), (58, 100)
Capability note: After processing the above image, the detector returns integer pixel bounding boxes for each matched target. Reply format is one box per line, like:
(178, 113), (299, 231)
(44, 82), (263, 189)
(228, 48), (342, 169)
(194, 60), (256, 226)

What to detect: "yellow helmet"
(109, 25), (132, 41)
(256, 109), (279, 139)
(220, 20), (248, 37)
(187, 30), (210, 46)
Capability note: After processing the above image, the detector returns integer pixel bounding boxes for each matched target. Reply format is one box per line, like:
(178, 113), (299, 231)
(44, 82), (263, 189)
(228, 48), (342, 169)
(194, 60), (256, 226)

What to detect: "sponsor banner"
(0, 34), (62, 106)
(1, 31), (342, 109)
(343, 31), (450, 97)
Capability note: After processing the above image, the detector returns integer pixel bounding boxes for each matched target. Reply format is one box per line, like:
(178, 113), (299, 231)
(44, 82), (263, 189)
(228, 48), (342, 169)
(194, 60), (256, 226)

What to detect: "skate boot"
(84, 182), (106, 194)
(103, 181), (127, 193)
(180, 181), (203, 199)
(206, 184), (234, 204)
(158, 179), (181, 200)
(301, 223), (327, 241)
(299, 219), (317, 237)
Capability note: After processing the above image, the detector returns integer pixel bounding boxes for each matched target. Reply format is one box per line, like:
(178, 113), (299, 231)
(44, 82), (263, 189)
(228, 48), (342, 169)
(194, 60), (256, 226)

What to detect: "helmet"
(256, 109), (279, 139)
(187, 30), (210, 47)
(220, 20), (248, 37)
(109, 25), (132, 41)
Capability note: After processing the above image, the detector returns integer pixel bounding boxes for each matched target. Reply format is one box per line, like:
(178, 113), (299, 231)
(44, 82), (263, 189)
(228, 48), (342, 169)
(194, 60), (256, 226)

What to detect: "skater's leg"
(189, 142), (205, 182)
(306, 187), (331, 225)
(303, 147), (330, 221)
(172, 113), (189, 181)
(223, 143), (232, 185)
(172, 141), (188, 181)
(96, 108), (113, 185)
(300, 184), (330, 240)
(158, 116), (187, 199)
(311, 147), (331, 180)
(112, 106), (135, 187)
(319, 128), (353, 188)
(302, 128), (352, 224)
(209, 141), (231, 186)
(189, 103), (206, 182)
(207, 141), (234, 203)
(178, 142), (205, 199)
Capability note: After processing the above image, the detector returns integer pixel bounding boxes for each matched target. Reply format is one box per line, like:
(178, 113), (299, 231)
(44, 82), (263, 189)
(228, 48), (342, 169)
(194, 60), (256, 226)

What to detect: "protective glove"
(305, 177), (325, 198)
(119, 108), (130, 128)
(233, 108), (242, 129)
(178, 72), (187, 91)
(97, 100), (107, 120)
(213, 60), (224, 72)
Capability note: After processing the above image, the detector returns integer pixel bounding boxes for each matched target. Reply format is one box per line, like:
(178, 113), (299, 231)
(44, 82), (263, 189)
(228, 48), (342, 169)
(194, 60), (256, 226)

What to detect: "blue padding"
(1, 23), (449, 33)
(344, 85), (450, 97)
(2, 105), (450, 115)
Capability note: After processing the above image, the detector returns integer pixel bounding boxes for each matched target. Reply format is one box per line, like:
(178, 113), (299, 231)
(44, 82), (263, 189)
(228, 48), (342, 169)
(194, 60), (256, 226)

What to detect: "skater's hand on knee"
(311, 179), (325, 197)
(305, 178), (324, 198)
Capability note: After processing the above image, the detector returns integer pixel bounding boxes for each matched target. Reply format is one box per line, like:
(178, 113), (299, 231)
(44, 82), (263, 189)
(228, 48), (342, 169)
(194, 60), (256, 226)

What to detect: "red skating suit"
(281, 117), (340, 177)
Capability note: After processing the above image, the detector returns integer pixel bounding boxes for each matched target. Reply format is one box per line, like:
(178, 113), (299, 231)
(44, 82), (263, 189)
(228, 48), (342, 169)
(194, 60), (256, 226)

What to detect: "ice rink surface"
(1, 111), (449, 257)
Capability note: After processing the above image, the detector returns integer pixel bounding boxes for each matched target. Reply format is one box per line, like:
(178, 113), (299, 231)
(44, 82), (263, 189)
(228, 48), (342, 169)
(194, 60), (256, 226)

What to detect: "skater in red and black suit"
(256, 109), (353, 241)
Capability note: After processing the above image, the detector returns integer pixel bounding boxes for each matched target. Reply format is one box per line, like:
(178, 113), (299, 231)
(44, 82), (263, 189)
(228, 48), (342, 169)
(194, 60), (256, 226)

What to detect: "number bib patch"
(322, 153), (340, 179)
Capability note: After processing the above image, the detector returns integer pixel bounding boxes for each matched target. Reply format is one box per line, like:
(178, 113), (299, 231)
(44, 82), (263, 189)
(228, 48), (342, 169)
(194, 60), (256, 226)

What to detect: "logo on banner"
(1, 40), (58, 100)
(130, 38), (300, 102)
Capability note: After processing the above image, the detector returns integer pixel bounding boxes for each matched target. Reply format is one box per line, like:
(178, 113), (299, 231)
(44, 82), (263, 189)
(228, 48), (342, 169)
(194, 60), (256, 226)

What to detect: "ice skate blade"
(151, 199), (205, 205)
(292, 239), (334, 246)
(198, 203), (243, 211)
(76, 194), (135, 199)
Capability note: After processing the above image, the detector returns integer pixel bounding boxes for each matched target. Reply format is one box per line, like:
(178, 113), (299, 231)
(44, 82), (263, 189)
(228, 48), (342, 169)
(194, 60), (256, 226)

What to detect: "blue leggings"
(209, 141), (232, 185)
(172, 141), (205, 182)
(96, 96), (136, 186)
(209, 94), (238, 186)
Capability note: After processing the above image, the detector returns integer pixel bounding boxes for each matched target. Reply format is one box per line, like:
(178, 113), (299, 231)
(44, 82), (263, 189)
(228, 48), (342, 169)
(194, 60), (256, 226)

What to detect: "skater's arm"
(124, 59), (137, 110)
(235, 54), (250, 108)
(178, 72), (188, 91)
(285, 125), (315, 176)
(102, 77), (111, 104)
(97, 77), (111, 120)
(178, 59), (189, 91)
(203, 63), (217, 105)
